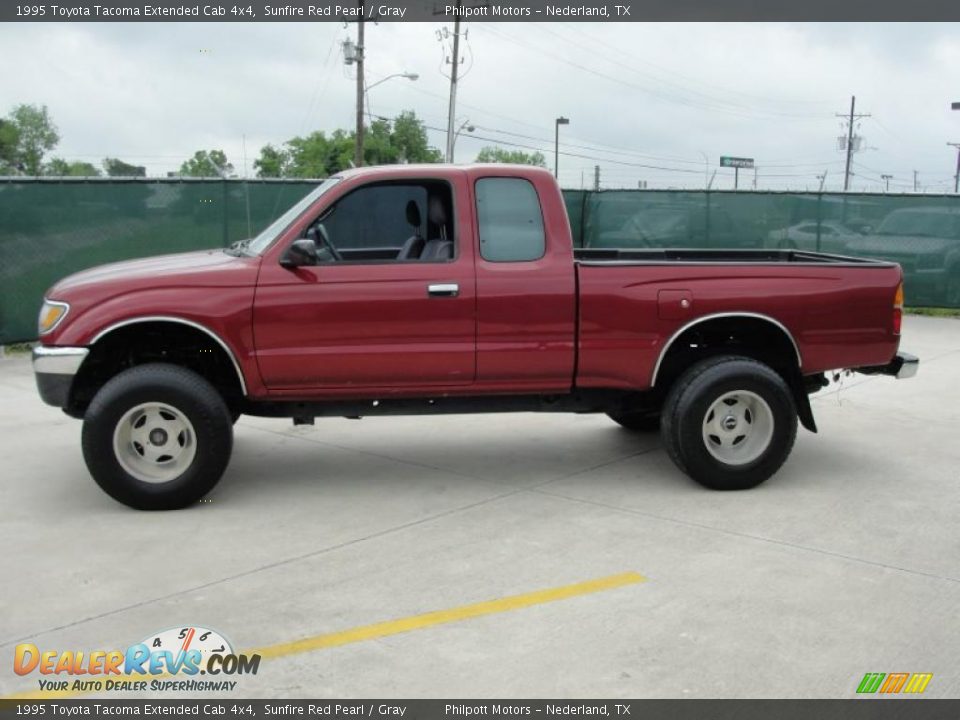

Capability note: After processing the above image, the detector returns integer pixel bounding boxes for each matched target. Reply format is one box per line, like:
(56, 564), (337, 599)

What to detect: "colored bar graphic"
(857, 673), (886, 694)
(904, 673), (934, 694)
(879, 673), (910, 693)
(857, 672), (932, 694)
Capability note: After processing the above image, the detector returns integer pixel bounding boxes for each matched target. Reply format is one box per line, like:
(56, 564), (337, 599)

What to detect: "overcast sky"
(2, 21), (959, 191)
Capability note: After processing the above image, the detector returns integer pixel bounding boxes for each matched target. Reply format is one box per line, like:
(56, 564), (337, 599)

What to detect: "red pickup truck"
(33, 164), (917, 510)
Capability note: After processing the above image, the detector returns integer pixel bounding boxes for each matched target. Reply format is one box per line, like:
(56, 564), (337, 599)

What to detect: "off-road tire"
(81, 363), (233, 510)
(660, 355), (797, 490)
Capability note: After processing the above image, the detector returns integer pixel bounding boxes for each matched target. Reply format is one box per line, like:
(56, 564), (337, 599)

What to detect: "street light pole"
(451, 119), (475, 158)
(366, 72), (419, 91)
(554, 116), (569, 179)
(364, 72), (418, 123)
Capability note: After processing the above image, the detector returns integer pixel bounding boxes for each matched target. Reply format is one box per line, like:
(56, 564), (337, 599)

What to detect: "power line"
(561, 22), (834, 111)
(477, 25), (833, 123)
(532, 24), (834, 120)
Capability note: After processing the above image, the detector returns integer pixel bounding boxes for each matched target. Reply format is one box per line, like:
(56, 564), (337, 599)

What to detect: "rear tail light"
(893, 282), (904, 335)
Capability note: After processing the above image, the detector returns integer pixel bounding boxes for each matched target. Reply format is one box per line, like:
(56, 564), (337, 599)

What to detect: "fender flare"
(90, 315), (248, 396)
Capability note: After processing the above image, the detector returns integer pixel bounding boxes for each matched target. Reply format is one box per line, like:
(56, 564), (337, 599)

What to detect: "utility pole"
(913, 170), (918, 192)
(881, 174), (892, 192)
(949, 143), (960, 194)
(554, 116), (569, 179)
(354, 5), (365, 168)
(837, 95), (870, 192)
(593, 165), (600, 191)
(444, 3), (463, 163)
(753, 165), (757, 190)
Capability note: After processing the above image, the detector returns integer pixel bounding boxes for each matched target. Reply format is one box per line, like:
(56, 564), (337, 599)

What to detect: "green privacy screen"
(0, 179), (317, 344)
(563, 188), (960, 309)
(2, 180), (959, 343)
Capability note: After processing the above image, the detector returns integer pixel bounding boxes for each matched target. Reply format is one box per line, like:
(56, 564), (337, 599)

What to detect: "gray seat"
(421, 240), (453, 261)
(397, 201), (424, 260)
(420, 196), (453, 261)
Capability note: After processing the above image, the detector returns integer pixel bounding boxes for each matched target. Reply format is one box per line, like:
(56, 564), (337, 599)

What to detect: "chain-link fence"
(2, 180), (958, 344)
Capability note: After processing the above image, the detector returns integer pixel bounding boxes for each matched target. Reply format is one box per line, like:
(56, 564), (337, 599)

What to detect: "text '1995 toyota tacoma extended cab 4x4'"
(33, 165), (918, 509)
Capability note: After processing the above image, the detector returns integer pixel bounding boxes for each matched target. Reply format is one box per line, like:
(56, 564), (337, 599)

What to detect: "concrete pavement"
(1, 315), (958, 699)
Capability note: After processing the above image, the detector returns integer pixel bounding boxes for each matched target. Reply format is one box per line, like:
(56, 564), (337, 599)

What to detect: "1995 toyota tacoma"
(33, 165), (918, 509)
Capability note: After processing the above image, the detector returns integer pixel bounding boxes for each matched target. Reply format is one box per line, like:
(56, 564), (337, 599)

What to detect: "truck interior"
(304, 180), (456, 263)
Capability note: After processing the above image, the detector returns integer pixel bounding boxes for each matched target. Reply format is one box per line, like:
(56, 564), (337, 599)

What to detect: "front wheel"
(82, 364), (234, 510)
(660, 356), (798, 490)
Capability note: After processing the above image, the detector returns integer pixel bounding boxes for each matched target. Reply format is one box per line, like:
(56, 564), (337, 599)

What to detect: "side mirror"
(280, 237), (319, 268)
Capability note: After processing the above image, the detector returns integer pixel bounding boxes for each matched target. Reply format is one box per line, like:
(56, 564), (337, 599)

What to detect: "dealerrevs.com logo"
(14, 626), (261, 693)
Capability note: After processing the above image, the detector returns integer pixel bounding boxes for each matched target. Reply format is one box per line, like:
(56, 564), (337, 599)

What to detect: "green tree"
(44, 158), (101, 176)
(180, 149), (233, 177)
(0, 119), (20, 173)
(6, 104), (60, 175)
(475, 146), (547, 167)
(254, 111), (442, 178)
(253, 143), (291, 178)
(390, 111), (443, 163)
(283, 131), (347, 177)
(103, 157), (146, 177)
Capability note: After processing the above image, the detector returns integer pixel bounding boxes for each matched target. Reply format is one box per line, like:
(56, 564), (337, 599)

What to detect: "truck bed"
(572, 248), (903, 392)
(574, 248), (896, 266)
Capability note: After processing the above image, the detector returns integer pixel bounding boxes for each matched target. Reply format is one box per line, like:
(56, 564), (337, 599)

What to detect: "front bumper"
(856, 351), (919, 380)
(33, 346), (89, 407)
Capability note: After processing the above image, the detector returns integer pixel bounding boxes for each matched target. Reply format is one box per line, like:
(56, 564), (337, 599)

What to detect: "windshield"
(875, 210), (960, 239)
(244, 177), (342, 254)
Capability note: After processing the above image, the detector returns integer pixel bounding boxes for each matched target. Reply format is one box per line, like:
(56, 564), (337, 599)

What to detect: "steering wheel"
(316, 222), (342, 262)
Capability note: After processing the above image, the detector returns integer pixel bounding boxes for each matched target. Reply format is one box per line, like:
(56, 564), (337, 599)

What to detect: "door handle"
(427, 283), (460, 298)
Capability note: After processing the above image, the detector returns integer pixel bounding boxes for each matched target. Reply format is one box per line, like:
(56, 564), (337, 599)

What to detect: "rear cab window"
(475, 177), (546, 262)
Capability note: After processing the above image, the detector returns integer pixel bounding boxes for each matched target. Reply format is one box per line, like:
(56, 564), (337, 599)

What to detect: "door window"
(308, 181), (455, 263)
(476, 177), (546, 262)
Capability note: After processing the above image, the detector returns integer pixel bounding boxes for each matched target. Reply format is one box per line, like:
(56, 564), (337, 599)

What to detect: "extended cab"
(33, 165), (918, 509)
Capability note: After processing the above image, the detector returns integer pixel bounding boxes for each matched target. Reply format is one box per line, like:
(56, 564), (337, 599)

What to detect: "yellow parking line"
(3, 571), (646, 700)
(251, 570), (646, 659)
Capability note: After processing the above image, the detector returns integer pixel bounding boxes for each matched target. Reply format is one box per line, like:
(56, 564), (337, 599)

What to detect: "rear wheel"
(607, 411), (660, 432)
(660, 355), (797, 490)
(82, 364), (233, 510)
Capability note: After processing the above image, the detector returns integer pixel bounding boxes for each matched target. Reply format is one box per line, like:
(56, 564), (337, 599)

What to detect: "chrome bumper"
(33, 346), (89, 375)
(893, 351), (919, 379)
(856, 351), (919, 380)
(33, 346), (88, 408)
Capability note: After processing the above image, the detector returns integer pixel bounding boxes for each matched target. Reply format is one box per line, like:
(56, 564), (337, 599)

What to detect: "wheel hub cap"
(113, 402), (197, 484)
(701, 390), (775, 466)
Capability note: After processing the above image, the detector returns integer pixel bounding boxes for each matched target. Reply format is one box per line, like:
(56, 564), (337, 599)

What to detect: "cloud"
(1, 21), (958, 190)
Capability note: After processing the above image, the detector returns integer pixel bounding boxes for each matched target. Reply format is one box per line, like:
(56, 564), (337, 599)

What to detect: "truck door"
(472, 174), (576, 391)
(253, 179), (476, 390)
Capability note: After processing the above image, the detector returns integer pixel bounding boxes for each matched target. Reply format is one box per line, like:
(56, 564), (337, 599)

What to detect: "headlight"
(38, 299), (70, 335)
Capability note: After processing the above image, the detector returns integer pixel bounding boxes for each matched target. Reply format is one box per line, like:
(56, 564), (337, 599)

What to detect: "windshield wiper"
(224, 239), (251, 256)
